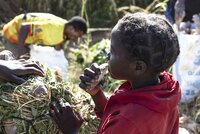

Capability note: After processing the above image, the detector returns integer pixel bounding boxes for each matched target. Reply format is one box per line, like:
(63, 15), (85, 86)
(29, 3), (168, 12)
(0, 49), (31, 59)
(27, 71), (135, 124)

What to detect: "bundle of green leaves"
(0, 67), (99, 134)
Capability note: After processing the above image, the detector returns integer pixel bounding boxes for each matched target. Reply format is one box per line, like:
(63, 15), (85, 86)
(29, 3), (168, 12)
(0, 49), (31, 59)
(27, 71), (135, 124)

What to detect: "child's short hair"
(117, 12), (180, 73)
(68, 16), (87, 34)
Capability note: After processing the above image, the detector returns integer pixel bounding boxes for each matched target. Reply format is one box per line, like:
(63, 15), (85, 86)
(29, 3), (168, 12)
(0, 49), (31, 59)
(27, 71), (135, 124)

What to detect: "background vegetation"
(0, 0), (167, 27)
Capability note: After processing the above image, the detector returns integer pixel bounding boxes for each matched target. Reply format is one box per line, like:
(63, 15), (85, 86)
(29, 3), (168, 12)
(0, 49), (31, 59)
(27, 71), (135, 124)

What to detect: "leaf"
(32, 107), (37, 117)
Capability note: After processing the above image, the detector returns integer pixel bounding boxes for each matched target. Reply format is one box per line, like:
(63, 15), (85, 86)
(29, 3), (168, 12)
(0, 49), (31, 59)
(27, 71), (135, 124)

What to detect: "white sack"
(30, 45), (68, 80)
(172, 28), (200, 103)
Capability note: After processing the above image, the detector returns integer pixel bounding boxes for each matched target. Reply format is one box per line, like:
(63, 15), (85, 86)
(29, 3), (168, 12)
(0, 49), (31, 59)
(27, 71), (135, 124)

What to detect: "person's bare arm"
(18, 23), (31, 46)
(91, 88), (107, 113)
(54, 43), (64, 50)
(175, 0), (185, 11)
(80, 83), (107, 113)
(18, 23), (31, 56)
(174, 0), (185, 26)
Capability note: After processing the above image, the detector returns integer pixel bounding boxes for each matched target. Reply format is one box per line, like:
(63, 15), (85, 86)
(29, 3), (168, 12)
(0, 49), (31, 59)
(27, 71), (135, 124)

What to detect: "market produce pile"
(0, 64), (99, 134)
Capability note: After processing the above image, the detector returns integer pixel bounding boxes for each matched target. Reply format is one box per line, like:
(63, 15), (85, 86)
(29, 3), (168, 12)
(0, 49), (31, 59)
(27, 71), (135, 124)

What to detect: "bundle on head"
(0, 67), (99, 134)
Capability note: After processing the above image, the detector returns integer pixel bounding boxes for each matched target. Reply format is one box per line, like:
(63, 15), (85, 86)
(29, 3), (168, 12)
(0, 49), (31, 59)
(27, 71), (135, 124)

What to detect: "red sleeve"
(99, 115), (141, 134)
(94, 107), (103, 118)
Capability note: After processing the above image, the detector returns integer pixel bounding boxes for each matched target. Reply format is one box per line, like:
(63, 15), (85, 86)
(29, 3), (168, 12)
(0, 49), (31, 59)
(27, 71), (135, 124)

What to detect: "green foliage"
(115, 0), (135, 7)
(0, 0), (168, 28)
(89, 39), (110, 64)
(86, 0), (118, 27)
(153, 0), (168, 13)
(103, 76), (124, 93)
(75, 51), (85, 64)
(136, 0), (153, 8)
(146, 0), (168, 14)
(75, 39), (110, 67)
(0, 69), (99, 134)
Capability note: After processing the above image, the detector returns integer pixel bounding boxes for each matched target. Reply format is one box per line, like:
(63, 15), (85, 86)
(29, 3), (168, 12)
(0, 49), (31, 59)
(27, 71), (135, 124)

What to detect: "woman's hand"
(0, 59), (44, 84)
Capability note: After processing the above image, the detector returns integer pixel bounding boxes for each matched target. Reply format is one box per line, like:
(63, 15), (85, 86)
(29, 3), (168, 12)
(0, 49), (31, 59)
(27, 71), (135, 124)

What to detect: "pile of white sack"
(30, 45), (68, 80)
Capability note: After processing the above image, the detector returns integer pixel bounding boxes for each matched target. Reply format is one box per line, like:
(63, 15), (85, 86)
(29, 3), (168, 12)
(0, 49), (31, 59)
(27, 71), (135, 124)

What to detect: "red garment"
(96, 72), (181, 134)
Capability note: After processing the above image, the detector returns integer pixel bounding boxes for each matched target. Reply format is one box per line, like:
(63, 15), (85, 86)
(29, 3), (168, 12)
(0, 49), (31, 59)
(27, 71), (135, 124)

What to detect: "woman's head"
(114, 12), (180, 73)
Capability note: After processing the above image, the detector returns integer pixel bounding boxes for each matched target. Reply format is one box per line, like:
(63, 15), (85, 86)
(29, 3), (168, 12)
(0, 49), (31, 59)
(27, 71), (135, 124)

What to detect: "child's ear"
(134, 60), (147, 75)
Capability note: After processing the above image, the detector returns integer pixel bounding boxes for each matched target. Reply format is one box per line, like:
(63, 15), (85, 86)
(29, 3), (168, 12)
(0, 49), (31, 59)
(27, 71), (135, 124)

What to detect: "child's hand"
(50, 99), (83, 134)
(79, 63), (108, 96)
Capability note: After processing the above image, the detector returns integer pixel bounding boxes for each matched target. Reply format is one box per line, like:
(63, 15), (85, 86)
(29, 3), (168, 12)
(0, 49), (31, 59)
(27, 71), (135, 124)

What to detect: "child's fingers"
(90, 63), (101, 75)
(79, 63), (103, 92)
(79, 74), (94, 83)
(79, 74), (101, 91)
(83, 68), (97, 79)
(80, 73), (102, 90)
(79, 82), (91, 90)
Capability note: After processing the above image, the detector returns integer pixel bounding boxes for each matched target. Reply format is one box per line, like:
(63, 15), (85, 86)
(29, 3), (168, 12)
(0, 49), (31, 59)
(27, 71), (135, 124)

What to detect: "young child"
(50, 12), (181, 134)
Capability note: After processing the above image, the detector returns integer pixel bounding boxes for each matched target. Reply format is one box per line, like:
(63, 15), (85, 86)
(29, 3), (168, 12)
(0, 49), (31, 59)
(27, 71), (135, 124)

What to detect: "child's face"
(108, 24), (150, 87)
(108, 26), (134, 80)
